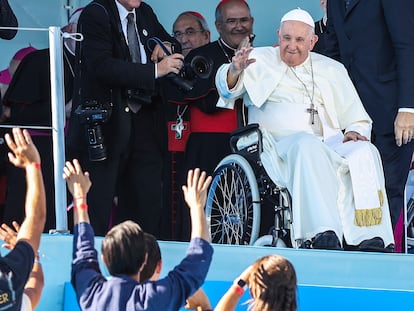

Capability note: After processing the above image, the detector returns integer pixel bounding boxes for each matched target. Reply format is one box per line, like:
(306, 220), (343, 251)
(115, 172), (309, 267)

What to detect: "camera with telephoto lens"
(75, 100), (112, 162)
(169, 55), (213, 92)
(185, 55), (213, 80)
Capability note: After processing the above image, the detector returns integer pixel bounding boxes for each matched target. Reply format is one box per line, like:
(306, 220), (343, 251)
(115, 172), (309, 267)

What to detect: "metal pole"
(48, 26), (69, 234)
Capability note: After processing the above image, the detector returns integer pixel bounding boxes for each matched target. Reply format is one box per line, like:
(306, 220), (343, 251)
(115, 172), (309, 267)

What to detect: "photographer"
(164, 0), (254, 241)
(66, 0), (182, 237)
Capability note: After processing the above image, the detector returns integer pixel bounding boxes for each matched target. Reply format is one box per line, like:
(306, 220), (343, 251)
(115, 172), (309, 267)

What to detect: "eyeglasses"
(224, 17), (252, 26)
(173, 29), (204, 39)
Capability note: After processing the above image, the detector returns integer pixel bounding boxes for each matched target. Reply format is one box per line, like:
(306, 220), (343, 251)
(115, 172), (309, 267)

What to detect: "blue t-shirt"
(0, 241), (34, 310)
(72, 222), (213, 311)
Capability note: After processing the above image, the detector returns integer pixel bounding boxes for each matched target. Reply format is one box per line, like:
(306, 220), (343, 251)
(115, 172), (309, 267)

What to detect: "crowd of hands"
(1, 127), (263, 311)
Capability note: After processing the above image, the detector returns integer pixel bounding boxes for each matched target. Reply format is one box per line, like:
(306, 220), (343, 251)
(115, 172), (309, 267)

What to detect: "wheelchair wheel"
(206, 154), (260, 245)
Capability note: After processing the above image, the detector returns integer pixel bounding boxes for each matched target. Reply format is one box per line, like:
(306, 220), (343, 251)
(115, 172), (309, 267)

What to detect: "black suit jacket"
(67, 0), (178, 157)
(3, 48), (74, 127)
(313, 19), (327, 55)
(326, 0), (414, 135)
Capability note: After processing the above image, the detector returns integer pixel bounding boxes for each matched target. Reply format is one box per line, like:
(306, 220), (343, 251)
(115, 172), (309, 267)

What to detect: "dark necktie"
(126, 13), (141, 63)
(126, 13), (142, 113)
(345, 0), (351, 9)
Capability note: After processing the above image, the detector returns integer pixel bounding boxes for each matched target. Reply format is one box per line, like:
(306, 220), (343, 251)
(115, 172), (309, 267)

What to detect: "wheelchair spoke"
(207, 161), (256, 245)
(205, 148), (293, 248)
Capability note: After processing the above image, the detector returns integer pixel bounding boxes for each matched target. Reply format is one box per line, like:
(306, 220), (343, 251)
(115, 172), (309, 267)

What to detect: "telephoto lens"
(74, 100), (112, 161)
(86, 124), (107, 161)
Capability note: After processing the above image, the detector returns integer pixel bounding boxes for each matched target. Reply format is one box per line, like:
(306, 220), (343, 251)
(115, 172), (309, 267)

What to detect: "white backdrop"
(0, 0), (323, 70)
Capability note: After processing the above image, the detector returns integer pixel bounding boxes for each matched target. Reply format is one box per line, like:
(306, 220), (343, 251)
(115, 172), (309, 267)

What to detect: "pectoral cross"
(171, 116), (187, 139)
(307, 104), (318, 125)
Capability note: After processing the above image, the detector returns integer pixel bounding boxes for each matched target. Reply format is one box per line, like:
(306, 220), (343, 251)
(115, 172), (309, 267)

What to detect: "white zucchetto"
(281, 8), (315, 28)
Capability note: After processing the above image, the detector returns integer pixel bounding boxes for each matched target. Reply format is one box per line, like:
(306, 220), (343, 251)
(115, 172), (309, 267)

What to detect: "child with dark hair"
(65, 163), (213, 311)
(138, 233), (161, 283)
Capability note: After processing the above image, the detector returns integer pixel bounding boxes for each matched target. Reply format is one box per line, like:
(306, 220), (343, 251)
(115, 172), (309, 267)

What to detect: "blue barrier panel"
(63, 281), (414, 311)
(35, 234), (414, 310)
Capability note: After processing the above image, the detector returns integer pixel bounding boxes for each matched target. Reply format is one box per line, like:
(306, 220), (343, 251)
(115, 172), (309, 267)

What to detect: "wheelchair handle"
(229, 123), (263, 154)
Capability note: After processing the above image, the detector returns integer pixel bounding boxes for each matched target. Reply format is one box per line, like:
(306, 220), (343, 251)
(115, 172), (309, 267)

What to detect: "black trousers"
(175, 132), (231, 241)
(81, 109), (163, 237)
(373, 133), (414, 228)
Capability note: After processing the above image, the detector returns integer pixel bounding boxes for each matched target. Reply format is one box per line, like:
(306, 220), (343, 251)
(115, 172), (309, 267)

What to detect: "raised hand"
(182, 168), (212, 211)
(63, 159), (91, 199)
(182, 168), (212, 241)
(229, 46), (255, 75)
(5, 128), (41, 169)
(227, 36), (256, 89)
(0, 221), (20, 250)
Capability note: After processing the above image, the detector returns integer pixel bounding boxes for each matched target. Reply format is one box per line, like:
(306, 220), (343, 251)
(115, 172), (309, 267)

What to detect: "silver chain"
(289, 56), (317, 124)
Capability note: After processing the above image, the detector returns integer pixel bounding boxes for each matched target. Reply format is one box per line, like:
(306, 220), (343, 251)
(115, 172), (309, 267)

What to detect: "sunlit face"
(215, 1), (254, 49)
(278, 20), (318, 67)
(116, 0), (141, 11)
(173, 15), (210, 57)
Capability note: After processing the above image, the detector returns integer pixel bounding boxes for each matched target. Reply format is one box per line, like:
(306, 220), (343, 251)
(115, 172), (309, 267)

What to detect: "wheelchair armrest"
(229, 123), (263, 154)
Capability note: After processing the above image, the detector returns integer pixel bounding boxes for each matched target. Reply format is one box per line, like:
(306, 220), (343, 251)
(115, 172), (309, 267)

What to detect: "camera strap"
(146, 37), (172, 56)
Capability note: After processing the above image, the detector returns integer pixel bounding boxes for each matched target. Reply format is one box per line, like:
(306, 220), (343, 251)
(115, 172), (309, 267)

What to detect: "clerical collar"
(218, 38), (236, 62)
(219, 38), (237, 53)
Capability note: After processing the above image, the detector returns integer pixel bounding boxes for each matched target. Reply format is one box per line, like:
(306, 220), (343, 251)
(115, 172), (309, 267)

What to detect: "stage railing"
(0, 25), (81, 234)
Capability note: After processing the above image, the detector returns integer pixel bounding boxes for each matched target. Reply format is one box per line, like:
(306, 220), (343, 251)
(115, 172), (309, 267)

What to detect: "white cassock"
(215, 46), (394, 247)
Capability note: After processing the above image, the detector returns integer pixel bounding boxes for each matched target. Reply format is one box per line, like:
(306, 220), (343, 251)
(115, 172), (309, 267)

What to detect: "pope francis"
(215, 8), (394, 250)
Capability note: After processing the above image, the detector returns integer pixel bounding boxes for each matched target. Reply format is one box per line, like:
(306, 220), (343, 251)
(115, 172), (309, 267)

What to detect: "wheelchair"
(205, 124), (301, 248)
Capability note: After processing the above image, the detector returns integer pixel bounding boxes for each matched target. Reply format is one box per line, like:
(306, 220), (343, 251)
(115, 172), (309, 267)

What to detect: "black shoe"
(353, 237), (394, 253)
(299, 240), (312, 249)
(385, 244), (395, 253)
(358, 237), (383, 249)
(345, 237), (394, 253)
(311, 230), (342, 250)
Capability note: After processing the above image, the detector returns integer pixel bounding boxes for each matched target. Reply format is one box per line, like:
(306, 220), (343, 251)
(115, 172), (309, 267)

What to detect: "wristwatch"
(236, 278), (247, 289)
